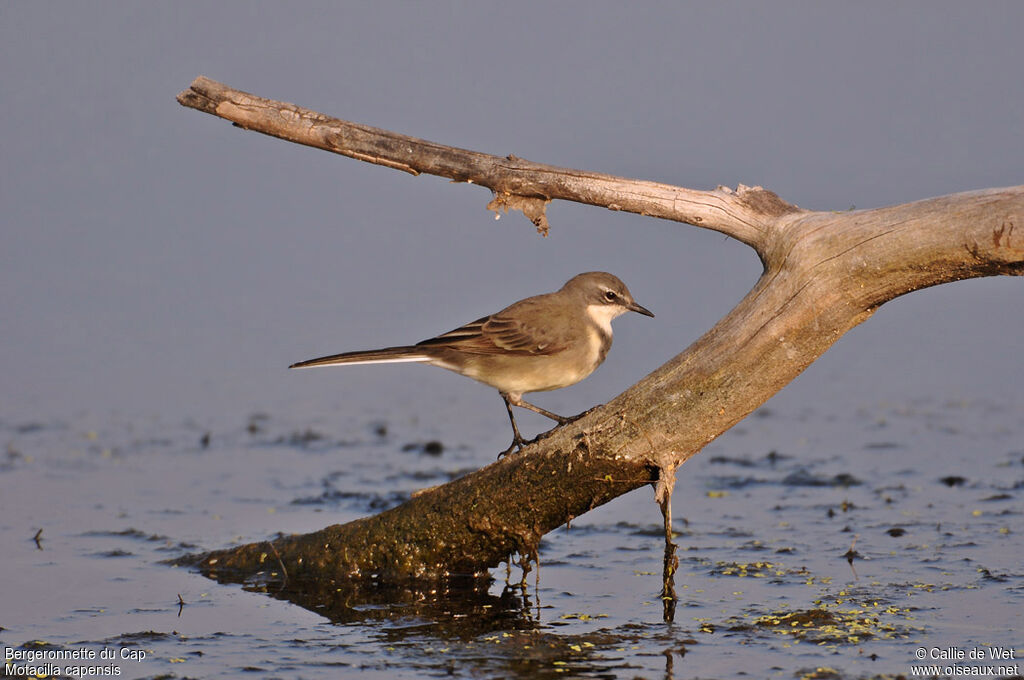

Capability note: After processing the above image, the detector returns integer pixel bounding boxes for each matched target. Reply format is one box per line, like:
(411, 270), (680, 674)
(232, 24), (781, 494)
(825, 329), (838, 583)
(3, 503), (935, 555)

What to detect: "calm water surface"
(2, 397), (1022, 679)
(4, 4), (1024, 678)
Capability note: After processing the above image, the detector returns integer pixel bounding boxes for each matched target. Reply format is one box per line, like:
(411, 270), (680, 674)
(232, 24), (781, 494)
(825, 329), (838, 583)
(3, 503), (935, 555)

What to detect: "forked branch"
(178, 76), (792, 246)
(175, 76), (1024, 583)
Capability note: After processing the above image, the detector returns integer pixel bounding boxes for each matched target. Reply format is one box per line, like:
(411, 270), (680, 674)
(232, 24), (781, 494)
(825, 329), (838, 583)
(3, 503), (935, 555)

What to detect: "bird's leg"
(499, 394), (599, 448)
(509, 396), (572, 425)
(499, 394), (603, 455)
(518, 396), (603, 427)
(497, 392), (529, 458)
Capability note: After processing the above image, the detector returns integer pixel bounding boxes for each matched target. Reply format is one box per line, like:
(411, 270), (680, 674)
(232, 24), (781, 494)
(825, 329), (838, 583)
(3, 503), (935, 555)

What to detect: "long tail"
(289, 346), (432, 369)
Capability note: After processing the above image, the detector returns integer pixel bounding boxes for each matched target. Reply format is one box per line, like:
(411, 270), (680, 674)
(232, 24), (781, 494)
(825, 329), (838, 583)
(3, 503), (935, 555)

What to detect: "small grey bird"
(290, 272), (653, 455)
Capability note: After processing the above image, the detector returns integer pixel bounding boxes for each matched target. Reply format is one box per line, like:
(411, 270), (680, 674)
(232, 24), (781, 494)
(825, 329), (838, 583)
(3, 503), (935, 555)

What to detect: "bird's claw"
(497, 437), (527, 459)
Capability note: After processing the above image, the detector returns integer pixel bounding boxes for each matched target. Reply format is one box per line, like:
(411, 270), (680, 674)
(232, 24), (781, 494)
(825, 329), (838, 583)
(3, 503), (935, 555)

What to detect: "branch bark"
(176, 76), (786, 244)
(176, 76), (1024, 584)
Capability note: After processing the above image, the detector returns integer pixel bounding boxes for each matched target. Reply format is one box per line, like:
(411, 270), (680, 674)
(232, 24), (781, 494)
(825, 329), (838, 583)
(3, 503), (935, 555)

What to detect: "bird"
(290, 272), (654, 456)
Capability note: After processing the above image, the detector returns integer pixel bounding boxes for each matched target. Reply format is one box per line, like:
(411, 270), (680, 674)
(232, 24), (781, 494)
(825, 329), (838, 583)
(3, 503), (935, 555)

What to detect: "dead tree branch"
(177, 76), (786, 243)
(176, 76), (1024, 583)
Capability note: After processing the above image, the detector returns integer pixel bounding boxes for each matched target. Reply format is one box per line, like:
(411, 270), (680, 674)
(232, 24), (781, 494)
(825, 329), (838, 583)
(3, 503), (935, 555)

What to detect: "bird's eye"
(604, 290), (617, 301)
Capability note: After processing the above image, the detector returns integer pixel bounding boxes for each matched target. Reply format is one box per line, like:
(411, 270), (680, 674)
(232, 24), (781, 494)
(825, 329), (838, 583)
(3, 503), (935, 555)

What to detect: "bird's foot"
(499, 431), (552, 455)
(497, 436), (527, 459)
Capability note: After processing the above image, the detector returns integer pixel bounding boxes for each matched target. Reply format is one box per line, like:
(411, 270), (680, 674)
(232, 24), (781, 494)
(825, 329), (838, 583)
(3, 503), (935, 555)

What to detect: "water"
(4, 4), (1024, 678)
(3, 396), (1021, 679)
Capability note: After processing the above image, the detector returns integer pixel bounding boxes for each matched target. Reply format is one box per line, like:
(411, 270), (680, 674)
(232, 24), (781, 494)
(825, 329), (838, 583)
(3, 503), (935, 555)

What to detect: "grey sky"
(2, 2), (1021, 430)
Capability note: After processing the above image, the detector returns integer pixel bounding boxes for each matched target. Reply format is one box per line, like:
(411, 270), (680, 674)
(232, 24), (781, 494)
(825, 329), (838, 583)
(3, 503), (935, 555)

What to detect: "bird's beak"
(628, 301), (655, 317)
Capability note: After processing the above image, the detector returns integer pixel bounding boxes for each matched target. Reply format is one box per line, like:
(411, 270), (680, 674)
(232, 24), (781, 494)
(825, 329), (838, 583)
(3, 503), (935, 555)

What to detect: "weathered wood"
(176, 76), (1024, 583)
(189, 446), (656, 581)
(176, 76), (790, 244)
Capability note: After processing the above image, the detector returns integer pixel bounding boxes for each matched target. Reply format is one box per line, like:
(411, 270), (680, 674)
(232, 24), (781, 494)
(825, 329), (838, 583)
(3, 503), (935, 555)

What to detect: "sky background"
(2, 2), (1022, 438)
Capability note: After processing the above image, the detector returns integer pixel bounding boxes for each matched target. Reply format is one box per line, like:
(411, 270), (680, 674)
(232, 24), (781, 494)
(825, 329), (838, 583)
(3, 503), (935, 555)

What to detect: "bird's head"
(564, 272), (654, 328)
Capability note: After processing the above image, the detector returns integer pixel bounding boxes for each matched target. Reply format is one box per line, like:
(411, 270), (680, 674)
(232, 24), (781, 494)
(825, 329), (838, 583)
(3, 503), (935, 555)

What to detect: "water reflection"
(239, 572), (535, 635)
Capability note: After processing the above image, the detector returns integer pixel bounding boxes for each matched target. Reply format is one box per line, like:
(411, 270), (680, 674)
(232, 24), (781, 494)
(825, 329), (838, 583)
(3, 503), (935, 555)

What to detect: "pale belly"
(447, 326), (608, 395)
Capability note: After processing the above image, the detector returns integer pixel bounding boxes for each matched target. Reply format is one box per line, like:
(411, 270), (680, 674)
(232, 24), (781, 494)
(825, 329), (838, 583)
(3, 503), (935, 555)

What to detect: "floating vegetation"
(708, 560), (807, 579)
(726, 599), (920, 645)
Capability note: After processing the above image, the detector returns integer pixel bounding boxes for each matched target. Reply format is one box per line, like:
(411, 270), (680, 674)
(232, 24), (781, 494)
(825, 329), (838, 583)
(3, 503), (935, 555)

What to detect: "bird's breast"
(584, 322), (612, 366)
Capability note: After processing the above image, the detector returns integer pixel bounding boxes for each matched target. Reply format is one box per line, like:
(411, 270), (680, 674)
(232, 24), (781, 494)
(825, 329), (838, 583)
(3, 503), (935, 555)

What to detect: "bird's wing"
(416, 300), (570, 356)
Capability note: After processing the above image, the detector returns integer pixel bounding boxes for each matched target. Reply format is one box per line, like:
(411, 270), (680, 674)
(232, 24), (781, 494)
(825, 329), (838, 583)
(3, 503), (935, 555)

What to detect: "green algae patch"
(726, 599), (921, 645)
(709, 560), (797, 578)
